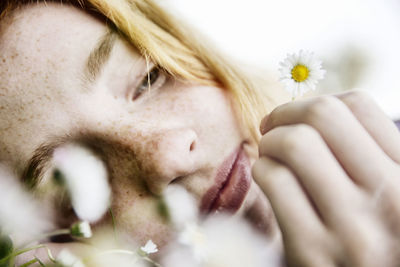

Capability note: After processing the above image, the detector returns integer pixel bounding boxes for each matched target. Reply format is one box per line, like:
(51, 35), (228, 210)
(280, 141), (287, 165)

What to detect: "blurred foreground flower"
(162, 215), (281, 267)
(162, 185), (198, 228)
(52, 144), (111, 222)
(279, 50), (326, 98)
(160, 185), (281, 267)
(57, 249), (85, 267)
(0, 165), (52, 240)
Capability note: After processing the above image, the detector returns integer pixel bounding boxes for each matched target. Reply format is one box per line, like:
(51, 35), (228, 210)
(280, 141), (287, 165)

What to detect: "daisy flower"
(279, 50), (326, 98)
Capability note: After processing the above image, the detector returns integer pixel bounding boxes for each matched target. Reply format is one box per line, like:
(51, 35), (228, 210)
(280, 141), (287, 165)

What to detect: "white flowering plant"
(0, 145), (281, 267)
(0, 144), (157, 267)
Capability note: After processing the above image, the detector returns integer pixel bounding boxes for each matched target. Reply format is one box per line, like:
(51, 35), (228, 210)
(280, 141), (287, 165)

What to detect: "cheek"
(97, 144), (172, 245)
(110, 183), (172, 245)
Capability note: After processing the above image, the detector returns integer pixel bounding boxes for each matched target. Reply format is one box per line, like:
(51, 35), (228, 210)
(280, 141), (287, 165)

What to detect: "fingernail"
(259, 115), (269, 135)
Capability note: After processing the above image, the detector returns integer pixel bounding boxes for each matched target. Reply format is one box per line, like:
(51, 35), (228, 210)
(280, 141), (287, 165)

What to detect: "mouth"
(200, 144), (252, 214)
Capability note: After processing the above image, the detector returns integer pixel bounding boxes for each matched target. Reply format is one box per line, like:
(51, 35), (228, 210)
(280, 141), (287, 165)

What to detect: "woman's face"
(0, 3), (275, 245)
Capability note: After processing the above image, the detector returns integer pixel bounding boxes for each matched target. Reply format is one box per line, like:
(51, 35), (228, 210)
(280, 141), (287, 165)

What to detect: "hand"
(252, 91), (400, 267)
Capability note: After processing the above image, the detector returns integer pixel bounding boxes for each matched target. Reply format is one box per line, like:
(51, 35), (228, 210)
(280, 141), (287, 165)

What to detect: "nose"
(142, 128), (198, 195)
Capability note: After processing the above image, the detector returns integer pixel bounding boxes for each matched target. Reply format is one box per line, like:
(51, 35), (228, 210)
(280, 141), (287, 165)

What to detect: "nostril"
(189, 140), (196, 151)
(171, 176), (184, 184)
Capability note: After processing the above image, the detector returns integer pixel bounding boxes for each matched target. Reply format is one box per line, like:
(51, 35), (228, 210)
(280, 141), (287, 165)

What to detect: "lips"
(200, 144), (251, 214)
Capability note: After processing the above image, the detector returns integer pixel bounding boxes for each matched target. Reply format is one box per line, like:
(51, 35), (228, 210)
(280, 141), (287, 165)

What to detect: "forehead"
(0, 3), (106, 81)
(2, 3), (105, 49)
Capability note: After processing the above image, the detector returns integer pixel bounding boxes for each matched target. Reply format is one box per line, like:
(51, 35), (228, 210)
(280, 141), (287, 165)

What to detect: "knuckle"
(280, 124), (320, 156)
(304, 96), (346, 124)
(340, 90), (374, 113)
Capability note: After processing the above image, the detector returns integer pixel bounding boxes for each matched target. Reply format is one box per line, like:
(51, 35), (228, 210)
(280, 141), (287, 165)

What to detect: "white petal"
(141, 239), (158, 254)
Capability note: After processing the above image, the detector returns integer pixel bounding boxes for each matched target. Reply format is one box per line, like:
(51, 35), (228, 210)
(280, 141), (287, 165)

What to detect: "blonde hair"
(1, 0), (279, 141)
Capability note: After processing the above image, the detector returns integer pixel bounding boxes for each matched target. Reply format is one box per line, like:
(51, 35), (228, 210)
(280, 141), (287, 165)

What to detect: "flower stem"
(18, 257), (38, 267)
(18, 229), (70, 249)
(109, 208), (119, 241)
(0, 244), (45, 264)
(98, 249), (135, 256)
(142, 256), (162, 267)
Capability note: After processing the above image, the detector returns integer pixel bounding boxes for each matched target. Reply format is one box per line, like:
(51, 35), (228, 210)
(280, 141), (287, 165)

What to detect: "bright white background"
(164, 0), (400, 119)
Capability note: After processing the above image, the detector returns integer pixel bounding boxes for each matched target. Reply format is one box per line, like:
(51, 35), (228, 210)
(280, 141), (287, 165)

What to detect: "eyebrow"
(84, 30), (117, 83)
(21, 136), (108, 189)
(22, 139), (66, 189)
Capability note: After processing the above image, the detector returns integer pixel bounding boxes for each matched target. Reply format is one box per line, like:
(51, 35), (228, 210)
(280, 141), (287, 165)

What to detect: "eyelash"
(132, 66), (167, 100)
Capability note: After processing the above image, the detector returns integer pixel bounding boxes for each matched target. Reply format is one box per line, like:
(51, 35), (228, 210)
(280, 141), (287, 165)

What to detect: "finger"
(260, 95), (397, 191)
(337, 90), (400, 164)
(252, 156), (325, 242)
(252, 157), (338, 266)
(259, 124), (365, 225)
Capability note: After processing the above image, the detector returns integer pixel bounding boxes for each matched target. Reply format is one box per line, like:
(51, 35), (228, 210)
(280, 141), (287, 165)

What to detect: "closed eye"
(133, 66), (166, 100)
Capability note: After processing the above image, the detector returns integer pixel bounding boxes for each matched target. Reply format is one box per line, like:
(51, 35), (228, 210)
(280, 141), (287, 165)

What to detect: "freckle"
(2, 59), (5, 63)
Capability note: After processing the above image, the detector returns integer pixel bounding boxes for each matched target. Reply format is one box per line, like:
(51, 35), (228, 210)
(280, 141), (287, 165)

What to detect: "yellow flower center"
(291, 64), (309, 82)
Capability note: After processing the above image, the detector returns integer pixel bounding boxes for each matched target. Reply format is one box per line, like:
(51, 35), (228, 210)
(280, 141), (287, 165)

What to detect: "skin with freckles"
(0, 2), (276, 249)
(4, 2), (400, 267)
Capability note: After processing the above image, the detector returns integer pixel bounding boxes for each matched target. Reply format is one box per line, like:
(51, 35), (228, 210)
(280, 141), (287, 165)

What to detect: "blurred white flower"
(52, 144), (111, 222)
(70, 221), (92, 238)
(161, 185), (281, 267)
(162, 184), (198, 228)
(162, 213), (281, 267)
(0, 164), (52, 239)
(177, 222), (208, 262)
(94, 251), (145, 267)
(279, 50), (326, 98)
(140, 239), (158, 255)
(57, 249), (85, 267)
